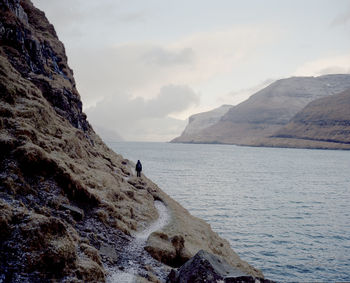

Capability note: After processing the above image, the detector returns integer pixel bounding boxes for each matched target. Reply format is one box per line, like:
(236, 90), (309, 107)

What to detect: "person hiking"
(135, 160), (142, 177)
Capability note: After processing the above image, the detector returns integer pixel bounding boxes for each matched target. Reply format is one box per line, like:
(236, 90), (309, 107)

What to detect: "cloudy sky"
(32, 0), (350, 141)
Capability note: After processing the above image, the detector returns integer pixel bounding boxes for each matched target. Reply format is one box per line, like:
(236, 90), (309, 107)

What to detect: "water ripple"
(110, 142), (350, 282)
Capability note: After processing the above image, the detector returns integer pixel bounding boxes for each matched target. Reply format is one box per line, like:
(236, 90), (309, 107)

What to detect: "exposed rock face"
(171, 105), (232, 143)
(0, 0), (89, 132)
(254, 88), (350, 149)
(172, 75), (350, 146)
(166, 250), (272, 283)
(0, 0), (262, 282)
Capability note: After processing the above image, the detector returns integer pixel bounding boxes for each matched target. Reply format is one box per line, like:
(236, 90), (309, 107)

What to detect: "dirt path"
(107, 200), (171, 282)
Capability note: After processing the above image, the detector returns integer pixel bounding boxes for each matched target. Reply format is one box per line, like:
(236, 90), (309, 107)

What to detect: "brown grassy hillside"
(0, 0), (262, 281)
(256, 88), (350, 149)
(173, 75), (350, 146)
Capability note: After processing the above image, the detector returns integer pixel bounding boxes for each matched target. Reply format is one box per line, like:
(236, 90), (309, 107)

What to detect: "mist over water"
(109, 142), (350, 282)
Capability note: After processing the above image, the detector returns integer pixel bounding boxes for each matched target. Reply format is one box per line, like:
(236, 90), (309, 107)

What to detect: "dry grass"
(0, 1), (264, 281)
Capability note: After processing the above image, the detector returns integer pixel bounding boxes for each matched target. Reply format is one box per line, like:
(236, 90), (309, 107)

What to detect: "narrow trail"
(107, 200), (171, 283)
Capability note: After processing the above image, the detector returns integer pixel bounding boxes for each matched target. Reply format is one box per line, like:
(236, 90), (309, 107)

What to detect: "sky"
(32, 0), (350, 141)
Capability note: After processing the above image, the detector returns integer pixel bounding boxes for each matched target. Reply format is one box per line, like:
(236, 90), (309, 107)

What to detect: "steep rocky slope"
(171, 105), (232, 143)
(172, 75), (350, 145)
(0, 1), (262, 282)
(253, 88), (350, 149)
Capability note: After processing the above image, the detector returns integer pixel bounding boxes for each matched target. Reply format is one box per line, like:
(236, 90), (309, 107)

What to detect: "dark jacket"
(135, 160), (142, 172)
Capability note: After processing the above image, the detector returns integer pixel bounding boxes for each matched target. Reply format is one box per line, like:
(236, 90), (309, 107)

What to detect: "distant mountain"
(171, 105), (232, 142)
(172, 75), (350, 145)
(255, 88), (350, 149)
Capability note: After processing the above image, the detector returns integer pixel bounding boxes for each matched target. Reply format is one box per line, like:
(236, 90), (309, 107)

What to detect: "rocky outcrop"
(253, 88), (350, 149)
(171, 105), (232, 143)
(172, 75), (350, 146)
(166, 250), (272, 283)
(145, 190), (263, 278)
(0, 0), (263, 281)
(0, 0), (89, 132)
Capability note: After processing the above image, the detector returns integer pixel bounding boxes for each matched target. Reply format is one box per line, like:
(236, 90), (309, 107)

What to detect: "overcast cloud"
(294, 54), (350, 77)
(32, 0), (350, 141)
(331, 8), (350, 27)
(86, 85), (199, 141)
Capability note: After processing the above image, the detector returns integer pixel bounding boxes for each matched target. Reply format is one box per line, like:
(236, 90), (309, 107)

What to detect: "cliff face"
(254, 88), (350, 149)
(172, 75), (350, 146)
(0, 0), (89, 132)
(171, 105), (232, 143)
(0, 1), (262, 282)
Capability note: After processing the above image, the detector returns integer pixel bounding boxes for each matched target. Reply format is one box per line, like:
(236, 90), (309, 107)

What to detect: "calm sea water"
(108, 142), (350, 282)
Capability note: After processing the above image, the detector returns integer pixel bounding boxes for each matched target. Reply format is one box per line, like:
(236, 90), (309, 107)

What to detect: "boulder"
(145, 232), (191, 267)
(166, 250), (273, 283)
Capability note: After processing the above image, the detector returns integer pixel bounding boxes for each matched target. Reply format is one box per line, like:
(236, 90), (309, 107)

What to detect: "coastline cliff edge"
(0, 0), (264, 282)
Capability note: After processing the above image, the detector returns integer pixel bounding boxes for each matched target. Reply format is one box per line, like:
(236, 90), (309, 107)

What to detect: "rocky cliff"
(0, 1), (262, 282)
(172, 75), (350, 146)
(253, 88), (350, 149)
(171, 105), (232, 143)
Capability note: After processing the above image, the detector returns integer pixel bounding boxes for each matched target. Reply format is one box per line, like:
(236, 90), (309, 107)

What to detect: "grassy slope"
(0, 0), (263, 281)
(256, 88), (350, 149)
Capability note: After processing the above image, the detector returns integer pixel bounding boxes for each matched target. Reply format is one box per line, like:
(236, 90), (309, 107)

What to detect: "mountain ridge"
(172, 74), (350, 148)
(254, 88), (350, 149)
(171, 104), (232, 143)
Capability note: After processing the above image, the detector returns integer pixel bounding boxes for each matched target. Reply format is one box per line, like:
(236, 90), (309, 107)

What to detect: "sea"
(108, 142), (350, 282)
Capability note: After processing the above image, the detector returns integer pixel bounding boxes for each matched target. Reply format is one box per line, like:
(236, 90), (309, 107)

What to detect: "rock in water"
(167, 250), (273, 283)
(0, 0), (263, 282)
